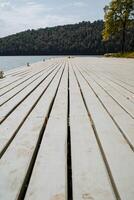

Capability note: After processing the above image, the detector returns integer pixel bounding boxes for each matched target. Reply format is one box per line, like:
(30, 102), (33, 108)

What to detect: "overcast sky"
(0, 0), (111, 37)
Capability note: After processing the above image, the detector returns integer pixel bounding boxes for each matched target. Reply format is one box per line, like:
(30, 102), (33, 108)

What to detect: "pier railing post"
(0, 70), (4, 79)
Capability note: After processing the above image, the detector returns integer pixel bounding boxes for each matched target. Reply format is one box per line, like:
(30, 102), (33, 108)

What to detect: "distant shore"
(104, 52), (134, 58)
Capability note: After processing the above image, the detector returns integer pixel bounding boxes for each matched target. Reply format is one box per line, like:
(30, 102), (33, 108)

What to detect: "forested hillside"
(0, 20), (134, 55)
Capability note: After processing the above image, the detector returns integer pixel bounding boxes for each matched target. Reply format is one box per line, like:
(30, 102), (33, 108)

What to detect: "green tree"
(103, 0), (134, 53)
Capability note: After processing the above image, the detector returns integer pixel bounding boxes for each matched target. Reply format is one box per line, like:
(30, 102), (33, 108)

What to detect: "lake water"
(0, 56), (60, 71)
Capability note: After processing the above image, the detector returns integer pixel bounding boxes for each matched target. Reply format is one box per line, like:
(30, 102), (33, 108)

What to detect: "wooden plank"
(0, 60), (57, 90)
(6, 70), (31, 77)
(5, 66), (30, 76)
(107, 77), (134, 92)
(0, 62), (58, 105)
(0, 64), (59, 123)
(86, 69), (134, 103)
(0, 67), (31, 89)
(0, 62), (55, 96)
(75, 57), (134, 90)
(69, 64), (115, 200)
(0, 66), (64, 200)
(103, 73), (134, 91)
(83, 68), (134, 119)
(74, 65), (134, 200)
(0, 57), (134, 200)
(77, 66), (134, 150)
(0, 66), (61, 155)
(76, 57), (134, 92)
(25, 64), (68, 200)
(97, 71), (134, 94)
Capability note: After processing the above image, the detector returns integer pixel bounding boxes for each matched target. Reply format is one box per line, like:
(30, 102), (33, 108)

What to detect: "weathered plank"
(0, 57), (134, 200)
(0, 66), (64, 200)
(77, 65), (134, 150)
(69, 64), (115, 200)
(85, 69), (134, 103)
(0, 64), (60, 123)
(0, 66), (61, 156)
(0, 66), (30, 89)
(74, 65), (134, 200)
(0, 64), (54, 105)
(96, 71), (134, 95)
(0, 62), (55, 96)
(84, 69), (134, 118)
(25, 63), (68, 200)
(0, 60), (58, 90)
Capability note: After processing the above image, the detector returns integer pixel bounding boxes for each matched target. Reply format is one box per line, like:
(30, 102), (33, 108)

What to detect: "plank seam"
(77, 67), (134, 151)
(0, 65), (59, 124)
(0, 66), (62, 158)
(83, 68), (134, 119)
(72, 66), (121, 200)
(0, 63), (54, 97)
(16, 66), (65, 200)
(0, 63), (57, 106)
(67, 62), (73, 200)
(87, 69), (134, 104)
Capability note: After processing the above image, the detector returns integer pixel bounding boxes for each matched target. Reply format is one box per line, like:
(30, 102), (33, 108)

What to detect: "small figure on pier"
(43, 59), (45, 62)
(27, 62), (30, 67)
(0, 70), (4, 79)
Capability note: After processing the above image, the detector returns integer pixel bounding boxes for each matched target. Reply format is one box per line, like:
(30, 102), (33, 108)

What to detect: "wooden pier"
(0, 57), (134, 200)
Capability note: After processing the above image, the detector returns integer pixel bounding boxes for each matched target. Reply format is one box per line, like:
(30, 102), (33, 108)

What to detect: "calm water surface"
(0, 56), (60, 71)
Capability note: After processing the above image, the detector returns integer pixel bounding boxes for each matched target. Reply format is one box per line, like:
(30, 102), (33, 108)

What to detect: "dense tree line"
(0, 20), (134, 55)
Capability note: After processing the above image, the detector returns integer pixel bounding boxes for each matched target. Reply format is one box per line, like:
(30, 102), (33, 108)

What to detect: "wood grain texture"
(0, 57), (134, 200)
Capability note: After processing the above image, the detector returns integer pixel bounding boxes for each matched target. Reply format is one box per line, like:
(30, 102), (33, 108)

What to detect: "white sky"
(0, 0), (111, 37)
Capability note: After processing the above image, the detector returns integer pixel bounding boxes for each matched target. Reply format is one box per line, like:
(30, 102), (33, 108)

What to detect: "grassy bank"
(104, 52), (134, 58)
